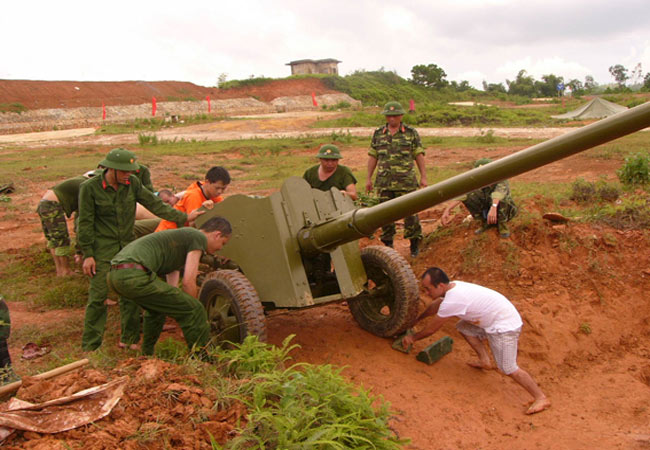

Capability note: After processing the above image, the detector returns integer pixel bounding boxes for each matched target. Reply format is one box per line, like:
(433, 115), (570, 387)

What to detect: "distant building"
(286, 59), (341, 75)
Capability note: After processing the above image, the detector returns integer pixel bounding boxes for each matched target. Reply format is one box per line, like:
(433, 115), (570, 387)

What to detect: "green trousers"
(133, 219), (161, 239)
(107, 268), (210, 356)
(378, 190), (422, 241)
(81, 260), (142, 351)
(462, 192), (518, 225)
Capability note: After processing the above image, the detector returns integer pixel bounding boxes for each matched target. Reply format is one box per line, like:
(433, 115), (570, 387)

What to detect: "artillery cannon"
(195, 102), (650, 344)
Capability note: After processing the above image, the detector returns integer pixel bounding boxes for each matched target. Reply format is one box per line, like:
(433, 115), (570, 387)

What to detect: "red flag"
(102, 102), (106, 120)
(311, 92), (318, 107)
(409, 99), (415, 112)
(152, 97), (157, 116)
(206, 95), (211, 113)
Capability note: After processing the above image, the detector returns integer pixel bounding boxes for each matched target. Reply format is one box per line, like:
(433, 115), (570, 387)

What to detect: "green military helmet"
(316, 144), (342, 159)
(381, 101), (406, 116)
(98, 148), (140, 171)
(473, 158), (493, 168)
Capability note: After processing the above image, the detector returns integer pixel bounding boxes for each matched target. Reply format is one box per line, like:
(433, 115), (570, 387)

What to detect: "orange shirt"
(154, 181), (223, 232)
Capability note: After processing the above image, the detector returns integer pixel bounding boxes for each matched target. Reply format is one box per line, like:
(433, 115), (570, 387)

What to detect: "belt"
(111, 263), (149, 272)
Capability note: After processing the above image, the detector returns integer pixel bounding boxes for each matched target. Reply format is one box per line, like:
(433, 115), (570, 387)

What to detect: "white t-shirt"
(437, 281), (522, 333)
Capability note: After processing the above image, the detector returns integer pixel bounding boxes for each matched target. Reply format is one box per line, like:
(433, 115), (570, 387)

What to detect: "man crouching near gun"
(402, 267), (551, 415)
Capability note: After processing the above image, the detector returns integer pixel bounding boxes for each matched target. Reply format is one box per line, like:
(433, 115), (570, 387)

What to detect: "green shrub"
(617, 152), (650, 185)
(223, 337), (405, 449)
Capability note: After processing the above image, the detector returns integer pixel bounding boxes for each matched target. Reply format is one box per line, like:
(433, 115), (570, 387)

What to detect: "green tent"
(552, 97), (628, 120)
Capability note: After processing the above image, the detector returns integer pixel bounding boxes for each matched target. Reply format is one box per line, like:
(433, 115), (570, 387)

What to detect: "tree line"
(410, 63), (650, 97)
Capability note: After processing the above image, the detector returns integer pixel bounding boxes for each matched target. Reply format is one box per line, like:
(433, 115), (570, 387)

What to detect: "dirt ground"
(1, 95), (650, 448)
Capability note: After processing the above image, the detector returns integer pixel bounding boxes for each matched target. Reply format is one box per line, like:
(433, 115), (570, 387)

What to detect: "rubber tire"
(348, 245), (420, 337)
(198, 270), (267, 344)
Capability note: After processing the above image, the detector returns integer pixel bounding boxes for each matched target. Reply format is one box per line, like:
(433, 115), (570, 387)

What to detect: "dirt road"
(0, 110), (573, 147)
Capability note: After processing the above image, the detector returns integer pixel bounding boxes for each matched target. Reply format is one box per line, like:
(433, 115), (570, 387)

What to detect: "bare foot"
(117, 342), (127, 349)
(467, 360), (495, 370)
(104, 299), (117, 306)
(129, 343), (141, 351)
(162, 323), (177, 331)
(526, 397), (551, 415)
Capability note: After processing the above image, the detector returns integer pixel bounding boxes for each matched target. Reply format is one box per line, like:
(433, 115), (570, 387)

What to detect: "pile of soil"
(0, 78), (337, 110)
(2, 359), (246, 449)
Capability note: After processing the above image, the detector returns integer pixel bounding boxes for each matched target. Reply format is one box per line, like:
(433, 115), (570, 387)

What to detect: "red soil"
(0, 78), (337, 110)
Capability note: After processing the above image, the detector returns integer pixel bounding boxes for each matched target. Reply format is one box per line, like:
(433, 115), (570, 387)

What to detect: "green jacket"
(52, 175), (89, 218)
(78, 170), (187, 260)
(135, 164), (154, 192)
(369, 123), (424, 190)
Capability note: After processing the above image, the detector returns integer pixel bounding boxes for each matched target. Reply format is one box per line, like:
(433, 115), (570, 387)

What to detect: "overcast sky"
(2, 0), (649, 89)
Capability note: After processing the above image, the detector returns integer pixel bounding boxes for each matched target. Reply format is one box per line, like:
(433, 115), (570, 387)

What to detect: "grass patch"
(569, 178), (620, 203)
(96, 114), (232, 135)
(0, 102), (28, 114)
(585, 194), (650, 229)
(461, 233), (488, 272)
(313, 103), (558, 128)
(0, 245), (88, 307)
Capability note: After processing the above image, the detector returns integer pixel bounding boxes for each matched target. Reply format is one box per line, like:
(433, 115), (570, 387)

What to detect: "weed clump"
(570, 178), (620, 203)
(617, 152), (650, 186)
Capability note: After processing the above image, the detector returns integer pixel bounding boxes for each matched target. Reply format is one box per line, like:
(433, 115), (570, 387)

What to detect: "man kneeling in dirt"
(402, 267), (550, 415)
(441, 158), (517, 238)
(108, 217), (231, 356)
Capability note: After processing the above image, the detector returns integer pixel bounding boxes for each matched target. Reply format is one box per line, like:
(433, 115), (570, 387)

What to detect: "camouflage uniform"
(36, 175), (89, 257)
(460, 180), (518, 234)
(37, 200), (71, 256)
(0, 295), (18, 384)
(369, 123), (425, 242)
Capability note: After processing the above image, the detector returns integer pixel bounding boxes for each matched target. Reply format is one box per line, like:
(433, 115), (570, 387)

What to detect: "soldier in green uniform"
(303, 144), (357, 200)
(135, 163), (154, 192)
(441, 158), (518, 238)
(366, 101), (428, 257)
(78, 148), (204, 352)
(0, 295), (19, 385)
(37, 172), (96, 276)
(108, 217), (232, 356)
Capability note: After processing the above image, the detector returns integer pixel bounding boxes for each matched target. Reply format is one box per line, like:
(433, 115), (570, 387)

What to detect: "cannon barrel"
(298, 101), (650, 254)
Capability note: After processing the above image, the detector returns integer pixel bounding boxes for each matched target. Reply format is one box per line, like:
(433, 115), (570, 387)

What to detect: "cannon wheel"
(348, 245), (420, 337)
(198, 270), (267, 345)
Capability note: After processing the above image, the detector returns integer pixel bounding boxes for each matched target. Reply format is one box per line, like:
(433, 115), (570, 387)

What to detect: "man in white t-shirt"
(402, 267), (550, 415)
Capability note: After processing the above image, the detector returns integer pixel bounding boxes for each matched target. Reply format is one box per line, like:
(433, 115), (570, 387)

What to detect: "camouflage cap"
(473, 158), (493, 168)
(98, 148), (139, 171)
(381, 101), (406, 116)
(316, 144), (342, 159)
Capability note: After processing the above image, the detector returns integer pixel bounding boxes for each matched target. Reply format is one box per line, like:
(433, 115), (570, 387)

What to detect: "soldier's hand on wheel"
(83, 257), (96, 277)
(420, 179), (428, 188)
(201, 199), (214, 210)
